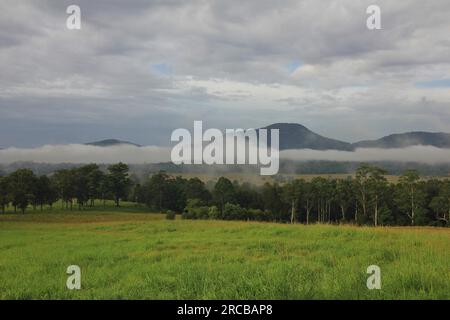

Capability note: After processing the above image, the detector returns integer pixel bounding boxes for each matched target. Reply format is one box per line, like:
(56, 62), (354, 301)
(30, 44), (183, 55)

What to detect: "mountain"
(85, 139), (141, 147)
(259, 123), (354, 151)
(78, 127), (450, 150)
(257, 124), (450, 151)
(353, 132), (450, 149)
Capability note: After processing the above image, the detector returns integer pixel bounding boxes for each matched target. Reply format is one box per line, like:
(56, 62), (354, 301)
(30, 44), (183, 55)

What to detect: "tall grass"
(0, 210), (448, 299)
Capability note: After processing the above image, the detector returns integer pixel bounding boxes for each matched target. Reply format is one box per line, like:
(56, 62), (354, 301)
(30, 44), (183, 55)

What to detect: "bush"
(208, 206), (219, 219)
(223, 203), (245, 220)
(166, 210), (176, 220)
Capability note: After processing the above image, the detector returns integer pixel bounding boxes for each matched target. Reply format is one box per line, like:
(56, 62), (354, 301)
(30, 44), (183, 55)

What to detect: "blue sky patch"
(152, 63), (172, 76)
(285, 60), (303, 74)
(415, 78), (450, 88)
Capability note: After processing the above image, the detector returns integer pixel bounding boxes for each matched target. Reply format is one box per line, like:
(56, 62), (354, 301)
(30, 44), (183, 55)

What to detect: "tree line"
(0, 163), (448, 226)
(0, 163), (130, 213)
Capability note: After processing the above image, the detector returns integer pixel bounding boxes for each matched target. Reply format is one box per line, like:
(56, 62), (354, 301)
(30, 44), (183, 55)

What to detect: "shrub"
(208, 206), (219, 219)
(166, 210), (176, 220)
(223, 203), (245, 220)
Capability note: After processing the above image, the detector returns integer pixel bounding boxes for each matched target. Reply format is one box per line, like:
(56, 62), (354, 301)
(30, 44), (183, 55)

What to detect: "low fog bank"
(0, 144), (171, 164)
(0, 144), (449, 165)
(280, 146), (450, 164)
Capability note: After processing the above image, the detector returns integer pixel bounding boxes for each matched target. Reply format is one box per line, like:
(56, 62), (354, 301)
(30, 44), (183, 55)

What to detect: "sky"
(0, 0), (449, 148)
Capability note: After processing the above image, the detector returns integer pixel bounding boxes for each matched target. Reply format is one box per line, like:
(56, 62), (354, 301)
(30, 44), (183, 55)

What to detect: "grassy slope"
(0, 210), (449, 299)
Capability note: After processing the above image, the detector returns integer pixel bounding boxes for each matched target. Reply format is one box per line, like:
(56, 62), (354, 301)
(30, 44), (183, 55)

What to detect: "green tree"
(34, 175), (54, 211)
(185, 178), (211, 205)
(335, 177), (354, 222)
(261, 182), (286, 221)
(107, 162), (130, 207)
(395, 170), (426, 225)
(53, 169), (76, 210)
(282, 179), (303, 224)
(304, 182), (316, 225)
(8, 169), (36, 214)
(367, 167), (388, 226)
(213, 177), (236, 214)
(84, 164), (104, 207)
(0, 176), (10, 213)
(429, 180), (450, 226)
(355, 164), (372, 223)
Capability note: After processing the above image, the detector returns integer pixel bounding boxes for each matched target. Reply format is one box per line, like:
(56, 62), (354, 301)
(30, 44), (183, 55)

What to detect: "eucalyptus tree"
(335, 177), (354, 222)
(395, 170), (426, 226)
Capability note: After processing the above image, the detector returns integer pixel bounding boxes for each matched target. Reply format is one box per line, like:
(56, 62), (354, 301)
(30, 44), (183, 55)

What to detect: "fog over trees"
(0, 163), (448, 227)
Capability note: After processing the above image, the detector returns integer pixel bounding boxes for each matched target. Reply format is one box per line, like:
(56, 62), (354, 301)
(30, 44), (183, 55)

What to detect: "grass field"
(0, 207), (449, 299)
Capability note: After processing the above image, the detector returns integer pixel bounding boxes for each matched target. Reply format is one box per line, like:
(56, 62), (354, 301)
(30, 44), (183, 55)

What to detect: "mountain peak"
(259, 123), (354, 151)
(85, 139), (141, 147)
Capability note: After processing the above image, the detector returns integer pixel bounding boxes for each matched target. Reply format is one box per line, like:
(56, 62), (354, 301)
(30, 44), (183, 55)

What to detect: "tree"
(355, 164), (372, 223)
(213, 177), (236, 214)
(84, 164), (104, 207)
(429, 180), (450, 226)
(107, 162), (130, 207)
(144, 172), (170, 211)
(367, 167), (388, 226)
(8, 169), (36, 214)
(53, 169), (76, 210)
(311, 177), (333, 223)
(185, 178), (211, 205)
(261, 182), (286, 221)
(34, 175), (53, 211)
(282, 179), (303, 224)
(0, 176), (10, 213)
(234, 182), (263, 210)
(335, 177), (354, 222)
(395, 170), (426, 225)
(302, 181), (315, 225)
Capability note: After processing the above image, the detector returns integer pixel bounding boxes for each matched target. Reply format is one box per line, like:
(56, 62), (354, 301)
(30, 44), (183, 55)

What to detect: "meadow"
(0, 204), (449, 299)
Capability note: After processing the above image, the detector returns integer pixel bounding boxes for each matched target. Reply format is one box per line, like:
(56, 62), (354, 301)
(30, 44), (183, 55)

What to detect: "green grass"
(0, 208), (449, 299)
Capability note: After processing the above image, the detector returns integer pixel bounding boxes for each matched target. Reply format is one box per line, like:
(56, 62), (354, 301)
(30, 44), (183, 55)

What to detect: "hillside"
(259, 123), (354, 151)
(85, 139), (141, 147)
(353, 132), (450, 149)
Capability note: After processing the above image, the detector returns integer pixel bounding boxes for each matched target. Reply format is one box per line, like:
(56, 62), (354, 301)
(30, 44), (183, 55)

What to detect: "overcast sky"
(0, 0), (449, 148)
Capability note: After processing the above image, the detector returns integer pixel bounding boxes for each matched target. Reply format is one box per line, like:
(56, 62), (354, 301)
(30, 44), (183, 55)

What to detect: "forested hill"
(353, 132), (450, 149)
(85, 139), (141, 147)
(259, 123), (354, 151)
(259, 123), (450, 151)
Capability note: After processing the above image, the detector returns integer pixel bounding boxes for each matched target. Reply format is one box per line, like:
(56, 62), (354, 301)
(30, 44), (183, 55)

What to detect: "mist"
(0, 144), (449, 165)
(0, 144), (171, 164)
(280, 146), (450, 164)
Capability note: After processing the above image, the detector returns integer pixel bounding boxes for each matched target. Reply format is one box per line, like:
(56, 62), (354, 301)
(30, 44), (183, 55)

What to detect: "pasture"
(0, 206), (448, 299)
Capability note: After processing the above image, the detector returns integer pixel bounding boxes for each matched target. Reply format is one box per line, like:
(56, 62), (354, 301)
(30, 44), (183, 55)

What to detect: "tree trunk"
(290, 200), (295, 224)
(374, 197), (378, 227)
(411, 187), (415, 226)
(306, 200), (310, 225)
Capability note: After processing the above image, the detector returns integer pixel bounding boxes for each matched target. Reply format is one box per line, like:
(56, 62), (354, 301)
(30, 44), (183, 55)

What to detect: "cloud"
(0, 0), (450, 147)
(0, 144), (170, 164)
(281, 146), (450, 164)
(1, 144), (450, 165)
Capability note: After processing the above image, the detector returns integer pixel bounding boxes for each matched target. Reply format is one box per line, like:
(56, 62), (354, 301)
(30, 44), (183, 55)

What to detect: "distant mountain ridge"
(353, 132), (450, 149)
(79, 124), (450, 151)
(85, 139), (141, 147)
(259, 123), (354, 151)
(259, 123), (450, 151)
